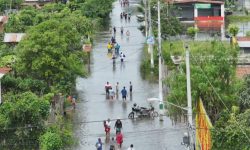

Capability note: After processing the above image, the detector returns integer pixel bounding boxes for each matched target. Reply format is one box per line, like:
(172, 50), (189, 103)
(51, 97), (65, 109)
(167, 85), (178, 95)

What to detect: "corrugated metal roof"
(3, 33), (26, 43)
(237, 37), (250, 41)
(237, 37), (250, 48)
(238, 41), (250, 48)
(0, 67), (11, 74)
(0, 16), (8, 23)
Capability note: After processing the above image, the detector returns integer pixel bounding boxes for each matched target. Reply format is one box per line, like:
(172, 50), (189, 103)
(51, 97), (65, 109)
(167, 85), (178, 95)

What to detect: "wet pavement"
(73, 0), (186, 149)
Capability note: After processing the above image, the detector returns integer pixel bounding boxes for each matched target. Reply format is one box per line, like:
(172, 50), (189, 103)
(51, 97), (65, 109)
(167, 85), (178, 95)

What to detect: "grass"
(140, 44), (159, 82)
(227, 15), (250, 23)
(141, 40), (231, 80)
(162, 40), (231, 68)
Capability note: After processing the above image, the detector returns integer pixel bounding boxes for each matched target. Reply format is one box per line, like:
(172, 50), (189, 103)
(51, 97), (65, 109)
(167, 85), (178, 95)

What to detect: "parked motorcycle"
(128, 103), (158, 119)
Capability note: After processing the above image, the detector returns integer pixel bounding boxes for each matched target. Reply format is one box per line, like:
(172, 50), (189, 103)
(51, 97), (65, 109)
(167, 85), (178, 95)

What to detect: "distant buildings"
(166, 0), (225, 21)
(236, 37), (250, 78)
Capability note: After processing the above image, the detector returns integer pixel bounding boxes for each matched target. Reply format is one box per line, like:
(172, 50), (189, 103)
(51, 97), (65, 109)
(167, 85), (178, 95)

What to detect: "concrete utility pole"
(185, 46), (193, 150)
(148, 0), (154, 68)
(9, 0), (12, 12)
(144, 0), (148, 38)
(157, 0), (164, 121)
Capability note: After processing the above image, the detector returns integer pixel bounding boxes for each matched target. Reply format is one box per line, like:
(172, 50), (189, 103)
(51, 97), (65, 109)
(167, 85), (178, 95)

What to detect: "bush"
(246, 31), (250, 37)
(40, 131), (63, 150)
(187, 27), (199, 39)
(228, 24), (239, 37)
(244, 7), (249, 15)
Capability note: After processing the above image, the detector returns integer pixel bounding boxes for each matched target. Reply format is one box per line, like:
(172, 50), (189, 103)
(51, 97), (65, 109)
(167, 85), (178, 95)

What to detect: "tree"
(151, 1), (183, 37)
(4, 7), (38, 33)
(0, 0), (23, 12)
(166, 41), (239, 123)
(228, 24), (239, 37)
(80, 0), (114, 18)
(238, 76), (250, 112)
(15, 19), (86, 90)
(187, 27), (199, 39)
(0, 92), (50, 149)
(212, 109), (250, 149)
(40, 131), (63, 150)
(1, 75), (48, 95)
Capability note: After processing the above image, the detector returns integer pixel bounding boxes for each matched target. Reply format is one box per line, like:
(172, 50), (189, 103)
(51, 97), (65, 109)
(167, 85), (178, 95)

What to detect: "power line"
(190, 50), (250, 143)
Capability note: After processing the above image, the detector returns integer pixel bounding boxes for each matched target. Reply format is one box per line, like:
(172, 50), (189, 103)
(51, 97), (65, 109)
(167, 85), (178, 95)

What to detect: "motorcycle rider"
(132, 103), (140, 112)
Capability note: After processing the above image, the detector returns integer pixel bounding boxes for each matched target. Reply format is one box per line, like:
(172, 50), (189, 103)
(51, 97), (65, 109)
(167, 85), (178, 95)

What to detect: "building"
(236, 37), (250, 66)
(236, 65), (250, 78)
(237, 37), (250, 53)
(167, 0), (225, 22)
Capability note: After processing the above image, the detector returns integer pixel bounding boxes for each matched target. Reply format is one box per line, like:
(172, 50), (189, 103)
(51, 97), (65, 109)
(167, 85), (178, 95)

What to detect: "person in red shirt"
(116, 131), (123, 148)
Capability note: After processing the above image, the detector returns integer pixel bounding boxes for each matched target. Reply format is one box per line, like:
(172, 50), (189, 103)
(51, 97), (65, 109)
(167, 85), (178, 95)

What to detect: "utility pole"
(9, 0), (12, 13)
(148, 0), (154, 68)
(144, 0), (148, 38)
(157, 0), (164, 121)
(185, 46), (193, 150)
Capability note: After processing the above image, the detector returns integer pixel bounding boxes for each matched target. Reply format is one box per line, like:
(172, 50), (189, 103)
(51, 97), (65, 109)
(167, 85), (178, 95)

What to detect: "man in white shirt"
(127, 144), (135, 150)
(106, 118), (111, 129)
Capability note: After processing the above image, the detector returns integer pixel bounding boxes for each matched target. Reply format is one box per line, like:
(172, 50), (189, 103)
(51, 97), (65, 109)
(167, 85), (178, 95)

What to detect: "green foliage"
(246, 31), (250, 37)
(228, 24), (239, 37)
(187, 27), (199, 39)
(15, 19), (86, 90)
(4, 7), (39, 33)
(40, 131), (63, 150)
(244, 7), (249, 15)
(227, 15), (250, 23)
(0, 55), (15, 67)
(40, 117), (74, 150)
(151, 1), (183, 37)
(212, 109), (250, 149)
(81, 0), (114, 18)
(166, 41), (239, 123)
(0, 92), (50, 149)
(1, 75), (48, 94)
(239, 76), (250, 112)
(140, 46), (159, 81)
(0, 0), (23, 12)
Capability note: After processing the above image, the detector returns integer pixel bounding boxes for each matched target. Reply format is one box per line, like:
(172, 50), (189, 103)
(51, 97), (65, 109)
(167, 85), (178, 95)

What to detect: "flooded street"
(73, 0), (186, 149)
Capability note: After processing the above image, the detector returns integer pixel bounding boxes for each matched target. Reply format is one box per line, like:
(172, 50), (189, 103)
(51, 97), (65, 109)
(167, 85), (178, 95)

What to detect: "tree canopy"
(15, 19), (86, 90)
(212, 109), (250, 149)
(165, 41), (239, 123)
(0, 92), (50, 149)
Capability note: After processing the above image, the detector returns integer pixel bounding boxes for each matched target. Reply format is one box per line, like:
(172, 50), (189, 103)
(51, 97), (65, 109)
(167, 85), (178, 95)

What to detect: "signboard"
(196, 98), (213, 150)
(83, 44), (92, 52)
(146, 36), (155, 45)
(195, 4), (211, 9)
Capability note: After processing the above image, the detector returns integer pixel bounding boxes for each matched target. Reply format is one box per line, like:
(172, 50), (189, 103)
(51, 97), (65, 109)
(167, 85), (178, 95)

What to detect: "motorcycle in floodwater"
(128, 103), (158, 119)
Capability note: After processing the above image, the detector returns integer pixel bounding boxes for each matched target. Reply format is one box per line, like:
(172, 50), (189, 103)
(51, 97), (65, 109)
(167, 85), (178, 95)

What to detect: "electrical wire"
(190, 49), (250, 143)
(161, 30), (250, 144)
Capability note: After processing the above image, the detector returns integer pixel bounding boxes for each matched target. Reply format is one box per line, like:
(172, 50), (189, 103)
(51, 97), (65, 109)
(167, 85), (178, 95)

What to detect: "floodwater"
(73, 0), (187, 150)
